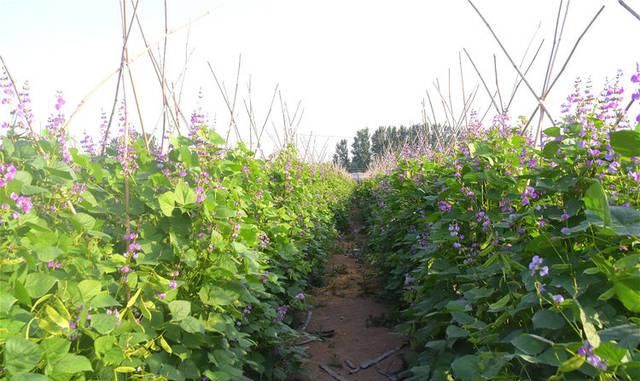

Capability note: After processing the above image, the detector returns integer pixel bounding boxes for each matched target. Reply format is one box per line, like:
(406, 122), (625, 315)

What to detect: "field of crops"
(0, 90), (354, 380)
(2, 1), (640, 379)
(356, 73), (640, 380)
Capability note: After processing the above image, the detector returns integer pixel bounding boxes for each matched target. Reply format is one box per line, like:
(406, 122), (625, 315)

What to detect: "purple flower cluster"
(259, 232), (270, 248)
(123, 232), (141, 259)
(10, 192), (32, 215)
(438, 200), (452, 212)
(577, 341), (607, 370)
(80, 132), (96, 155)
(521, 186), (538, 205)
(295, 292), (305, 301)
(529, 255), (549, 277)
(46, 92), (71, 163)
(499, 199), (514, 213)
(475, 210), (491, 231)
(631, 64), (640, 123)
(0, 163), (17, 188)
(117, 144), (139, 176)
(276, 305), (288, 321)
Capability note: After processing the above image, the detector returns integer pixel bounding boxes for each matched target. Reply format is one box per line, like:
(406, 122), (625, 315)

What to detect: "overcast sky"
(1, 0), (639, 157)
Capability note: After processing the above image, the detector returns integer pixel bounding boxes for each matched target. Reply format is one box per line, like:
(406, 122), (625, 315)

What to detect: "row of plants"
(356, 71), (640, 380)
(0, 89), (353, 380)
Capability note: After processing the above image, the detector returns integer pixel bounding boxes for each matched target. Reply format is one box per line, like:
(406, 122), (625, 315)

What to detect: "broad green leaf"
(610, 130), (640, 157)
(0, 292), (18, 315)
(168, 300), (191, 321)
(614, 279), (640, 313)
(25, 273), (57, 298)
(89, 294), (121, 308)
(158, 191), (175, 216)
(511, 334), (548, 355)
(51, 354), (93, 374)
(532, 310), (565, 330)
(36, 247), (62, 263)
(594, 342), (628, 367)
(78, 280), (102, 302)
(4, 337), (43, 375)
(11, 374), (52, 381)
(609, 206), (640, 237)
(180, 316), (205, 334)
(71, 213), (96, 231)
(451, 355), (481, 381)
(91, 314), (117, 334)
(583, 181), (610, 226)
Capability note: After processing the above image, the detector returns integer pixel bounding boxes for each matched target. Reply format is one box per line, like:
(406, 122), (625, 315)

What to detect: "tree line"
(332, 123), (452, 172)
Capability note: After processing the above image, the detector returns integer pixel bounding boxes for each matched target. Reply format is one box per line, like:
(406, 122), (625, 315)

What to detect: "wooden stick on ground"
(319, 364), (352, 381)
(302, 310), (313, 331)
(359, 343), (406, 369)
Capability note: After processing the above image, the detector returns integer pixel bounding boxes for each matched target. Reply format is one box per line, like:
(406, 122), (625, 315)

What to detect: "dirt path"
(293, 224), (407, 381)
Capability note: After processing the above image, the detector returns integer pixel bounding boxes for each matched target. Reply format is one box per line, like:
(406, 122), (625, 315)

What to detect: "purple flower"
(169, 280), (177, 289)
(561, 227), (570, 236)
(276, 305), (289, 321)
(438, 201), (452, 212)
(295, 292), (305, 301)
(119, 266), (131, 273)
(529, 256), (548, 277)
(561, 213), (570, 221)
(539, 266), (549, 277)
(158, 292), (166, 300)
(577, 341), (607, 370)
(0, 163), (17, 188)
(69, 320), (77, 329)
(47, 261), (62, 269)
(553, 294), (564, 303)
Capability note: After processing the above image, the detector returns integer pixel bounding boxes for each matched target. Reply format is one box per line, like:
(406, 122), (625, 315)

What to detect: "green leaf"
(511, 334), (548, 355)
(609, 206), (640, 237)
(614, 279), (640, 313)
(0, 292), (18, 315)
(11, 374), (52, 381)
(51, 354), (93, 374)
(610, 130), (640, 157)
(158, 191), (175, 216)
(446, 325), (469, 339)
(25, 273), (57, 298)
(532, 310), (565, 330)
(4, 337), (43, 375)
(175, 181), (197, 205)
(543, 127), (562, 137)
(71, 213), (96, 231)
(36, 247), (63, 263)
(180, 316), (205, 334)
(91, 314), (117, 334)
(78, 280), (102, 302)
(89, 294), (121, 308)
(208, 130), (225, 145)
(583, 181), (610, 226)
(451, 355), (481, 381)
(168, 300), (191, 321)
(594, 342), (628, 367)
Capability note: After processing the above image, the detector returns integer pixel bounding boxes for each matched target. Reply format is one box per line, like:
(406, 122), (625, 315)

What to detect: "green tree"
(350, 128), (371, 172)
(332, 139), (350, 169)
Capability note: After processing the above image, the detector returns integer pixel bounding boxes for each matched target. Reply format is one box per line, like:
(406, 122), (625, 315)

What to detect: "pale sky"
(1, 0), (639, 158)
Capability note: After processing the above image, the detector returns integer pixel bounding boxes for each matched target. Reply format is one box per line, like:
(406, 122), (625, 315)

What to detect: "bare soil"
(291, 224), (407, 381)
